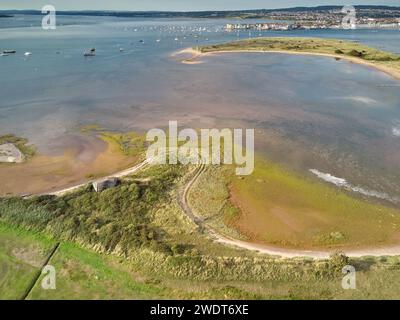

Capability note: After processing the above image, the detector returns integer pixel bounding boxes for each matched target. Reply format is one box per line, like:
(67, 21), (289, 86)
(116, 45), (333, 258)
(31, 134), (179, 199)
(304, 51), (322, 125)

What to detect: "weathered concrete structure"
(92, 177), (120, 192)
(0, 143), (25, 163)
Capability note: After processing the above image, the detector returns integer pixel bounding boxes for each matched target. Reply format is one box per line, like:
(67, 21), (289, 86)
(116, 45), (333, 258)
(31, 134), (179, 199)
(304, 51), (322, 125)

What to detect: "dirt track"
(181, 164), (400, 260)
(41, 160), (400, 260)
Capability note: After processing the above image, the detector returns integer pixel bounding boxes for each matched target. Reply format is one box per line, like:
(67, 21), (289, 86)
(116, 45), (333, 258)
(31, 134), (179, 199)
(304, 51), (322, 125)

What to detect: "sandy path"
(182, 164), (400, 260)
(38, 156), (400, 259)
(41, 158), (149, 197)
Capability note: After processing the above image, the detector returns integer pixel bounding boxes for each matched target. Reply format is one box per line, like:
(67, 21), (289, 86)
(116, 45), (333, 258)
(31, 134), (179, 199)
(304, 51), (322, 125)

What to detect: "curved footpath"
(181, 164), (400, 260)
(173, 46), (400, 259)
(39, 158), (400, 260)
(40, 158), (150, 197)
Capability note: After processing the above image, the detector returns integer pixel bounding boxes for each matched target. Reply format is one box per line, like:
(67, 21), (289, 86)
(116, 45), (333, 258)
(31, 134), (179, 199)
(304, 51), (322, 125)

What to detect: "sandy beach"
(178, 47), (400, 80)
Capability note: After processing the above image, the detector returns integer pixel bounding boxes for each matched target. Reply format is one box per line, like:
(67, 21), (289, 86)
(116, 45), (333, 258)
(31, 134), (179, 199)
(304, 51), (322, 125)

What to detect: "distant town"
(1, 6), (400, 31)
(1, 5), (400, 21)
(225, 6), (400, 31)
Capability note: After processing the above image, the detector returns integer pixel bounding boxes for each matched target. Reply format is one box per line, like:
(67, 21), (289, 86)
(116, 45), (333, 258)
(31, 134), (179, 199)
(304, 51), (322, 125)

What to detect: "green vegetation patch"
(101, 132), (147, 157)
(227, 158), (400, 248)
(0, 165), (184, 257)
(188, 165), (244, 240)
(0, 223), (56, 299)
(3, 160), (400, 299)
(197, 37), (400, 76)
(28, 242), (165, 300)
(198, 37), (400, 61)
(80, 124), (147, 158)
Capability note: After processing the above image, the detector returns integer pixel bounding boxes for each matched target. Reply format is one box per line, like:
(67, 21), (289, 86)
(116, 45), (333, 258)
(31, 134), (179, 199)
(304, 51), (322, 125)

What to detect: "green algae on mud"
(189, 158), (400, 249)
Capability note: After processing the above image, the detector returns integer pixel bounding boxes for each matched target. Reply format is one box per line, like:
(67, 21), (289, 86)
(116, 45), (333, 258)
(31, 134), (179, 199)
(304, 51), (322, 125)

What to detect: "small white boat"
(156, 39), (161, 42)
(119, 48), (124, 52)
(24, 52), (32, 56)
(0, 53), (9, 57)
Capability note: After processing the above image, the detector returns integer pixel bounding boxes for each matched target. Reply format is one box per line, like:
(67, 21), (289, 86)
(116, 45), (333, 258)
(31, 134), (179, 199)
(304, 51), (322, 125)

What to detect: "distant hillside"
(1, 5), (400, 19)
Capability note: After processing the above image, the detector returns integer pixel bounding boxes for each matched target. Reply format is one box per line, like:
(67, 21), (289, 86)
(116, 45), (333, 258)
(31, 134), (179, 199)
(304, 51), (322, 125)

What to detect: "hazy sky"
(1, 0), (399, 11)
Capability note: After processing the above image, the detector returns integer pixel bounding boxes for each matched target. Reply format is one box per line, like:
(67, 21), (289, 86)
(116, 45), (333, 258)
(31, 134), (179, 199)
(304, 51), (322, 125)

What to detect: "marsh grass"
(101, 132), (147, 157)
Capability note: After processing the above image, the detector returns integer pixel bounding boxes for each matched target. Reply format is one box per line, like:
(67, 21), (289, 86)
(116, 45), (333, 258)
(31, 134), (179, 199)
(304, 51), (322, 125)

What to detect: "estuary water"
(0, 15), (400, 198)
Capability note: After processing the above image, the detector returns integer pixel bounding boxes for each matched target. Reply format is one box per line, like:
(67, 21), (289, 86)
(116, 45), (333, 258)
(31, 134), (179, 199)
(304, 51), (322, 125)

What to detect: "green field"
(0, 223), (165, 299)
(3, 216), (400, 299)
(0, 224), (55, 299)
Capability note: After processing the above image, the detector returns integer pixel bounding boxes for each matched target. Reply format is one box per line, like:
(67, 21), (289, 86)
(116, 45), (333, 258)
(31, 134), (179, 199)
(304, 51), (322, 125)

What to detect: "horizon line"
(1, 4), (400, 13)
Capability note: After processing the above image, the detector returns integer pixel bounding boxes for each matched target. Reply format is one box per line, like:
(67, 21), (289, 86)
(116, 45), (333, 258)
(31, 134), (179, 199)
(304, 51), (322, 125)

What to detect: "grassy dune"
(2, 196), (400, 299)
(196, 37), (400, 79)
